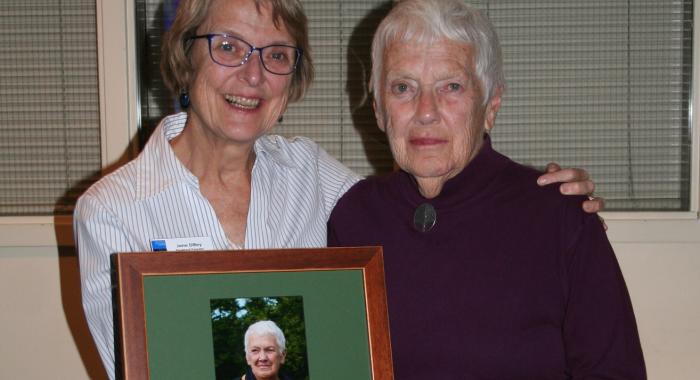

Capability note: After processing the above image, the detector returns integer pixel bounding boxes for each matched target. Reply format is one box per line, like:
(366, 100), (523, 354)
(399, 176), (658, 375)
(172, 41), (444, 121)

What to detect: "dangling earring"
(278, 115), (284, 123)
(179, 90), (190, 109)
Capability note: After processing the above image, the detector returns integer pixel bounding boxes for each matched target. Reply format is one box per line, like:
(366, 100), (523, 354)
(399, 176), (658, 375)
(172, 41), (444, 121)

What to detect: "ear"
(372, 98), (387, 132)
(484, 86), (503, 133)
(372, 98), (386, 133)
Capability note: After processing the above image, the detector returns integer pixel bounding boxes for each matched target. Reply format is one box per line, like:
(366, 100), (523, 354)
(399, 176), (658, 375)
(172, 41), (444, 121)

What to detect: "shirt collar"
(253, 134), (301, 170)
(135, 112), (197, 200)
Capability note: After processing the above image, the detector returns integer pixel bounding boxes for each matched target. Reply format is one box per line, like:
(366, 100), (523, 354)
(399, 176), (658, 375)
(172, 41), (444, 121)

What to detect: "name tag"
(150, 237), (214, 252)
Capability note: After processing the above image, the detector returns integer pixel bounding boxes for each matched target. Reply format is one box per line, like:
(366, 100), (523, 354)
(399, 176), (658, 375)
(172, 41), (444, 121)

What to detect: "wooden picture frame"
(112, 246), (393, 380)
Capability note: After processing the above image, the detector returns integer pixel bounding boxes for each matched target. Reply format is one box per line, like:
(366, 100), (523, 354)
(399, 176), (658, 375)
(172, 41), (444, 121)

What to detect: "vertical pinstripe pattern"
(73, 113), (360, 379)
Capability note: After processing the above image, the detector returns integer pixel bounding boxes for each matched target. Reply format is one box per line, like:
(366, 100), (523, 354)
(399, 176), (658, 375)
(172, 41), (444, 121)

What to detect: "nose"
(415, 89), (438, 125)
(240, 49), (264, 86)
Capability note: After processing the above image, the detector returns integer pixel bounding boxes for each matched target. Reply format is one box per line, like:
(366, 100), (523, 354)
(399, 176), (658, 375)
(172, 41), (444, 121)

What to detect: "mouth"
(409, 137), (446, 146)
(225, 94), (260, 109)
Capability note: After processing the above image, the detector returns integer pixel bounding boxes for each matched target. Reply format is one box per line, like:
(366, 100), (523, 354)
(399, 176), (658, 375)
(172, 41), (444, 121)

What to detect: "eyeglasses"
(188, 33), (302, 75)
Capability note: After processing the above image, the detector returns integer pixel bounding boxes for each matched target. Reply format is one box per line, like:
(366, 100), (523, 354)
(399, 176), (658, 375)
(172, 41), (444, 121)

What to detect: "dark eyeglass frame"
(188, 33), (303, 75)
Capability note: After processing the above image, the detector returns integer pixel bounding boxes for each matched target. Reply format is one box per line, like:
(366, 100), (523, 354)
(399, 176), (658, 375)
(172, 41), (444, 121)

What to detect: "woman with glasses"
(73, 0), (602, 378)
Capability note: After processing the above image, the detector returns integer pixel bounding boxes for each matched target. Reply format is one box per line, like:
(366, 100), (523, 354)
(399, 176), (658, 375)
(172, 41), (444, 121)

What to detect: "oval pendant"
(413, 203), (437, 232)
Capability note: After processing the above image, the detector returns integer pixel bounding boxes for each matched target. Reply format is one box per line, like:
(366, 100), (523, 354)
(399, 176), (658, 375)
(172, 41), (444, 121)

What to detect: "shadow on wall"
(345, 1), (395, 175)
(56, 244), (109, 380)
(53, 131), (143, 380)
(136, 0), (177, 148)
(53, 3), (173, 372)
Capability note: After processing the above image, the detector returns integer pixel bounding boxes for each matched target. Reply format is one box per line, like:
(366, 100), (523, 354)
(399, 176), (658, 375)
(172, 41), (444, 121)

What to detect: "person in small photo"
(242, 320), (291, 380)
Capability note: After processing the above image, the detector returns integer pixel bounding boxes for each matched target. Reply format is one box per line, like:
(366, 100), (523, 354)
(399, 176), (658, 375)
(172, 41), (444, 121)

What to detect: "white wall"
(0, 220), (699, 378)
(0, 245), (107, 379)
(607, 218), (700, 379)
(616, 244), (700, 379)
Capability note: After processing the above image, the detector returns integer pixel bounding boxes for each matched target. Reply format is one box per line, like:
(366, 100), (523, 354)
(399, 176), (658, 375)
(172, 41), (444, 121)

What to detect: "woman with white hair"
(328, 0), (646, 378)
(242, 320), (291, 380)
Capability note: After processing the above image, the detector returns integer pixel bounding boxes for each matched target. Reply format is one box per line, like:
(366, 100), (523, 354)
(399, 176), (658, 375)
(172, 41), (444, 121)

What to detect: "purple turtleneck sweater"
(327, 136), (645, 379)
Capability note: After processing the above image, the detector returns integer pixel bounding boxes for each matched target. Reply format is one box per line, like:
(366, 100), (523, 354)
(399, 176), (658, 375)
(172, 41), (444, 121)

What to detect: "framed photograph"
(112, 246), (393, 380)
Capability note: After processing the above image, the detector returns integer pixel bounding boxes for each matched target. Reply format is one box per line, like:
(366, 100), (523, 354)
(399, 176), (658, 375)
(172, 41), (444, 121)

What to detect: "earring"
(278, 115), (284, 123)
(179, 90), (190, 109)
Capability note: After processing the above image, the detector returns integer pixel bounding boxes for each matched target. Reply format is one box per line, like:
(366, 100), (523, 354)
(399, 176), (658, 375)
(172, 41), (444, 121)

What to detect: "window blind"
(487, 0), (692, 210)
(0, 0), (100, 216)
(136, 0), (692, 211)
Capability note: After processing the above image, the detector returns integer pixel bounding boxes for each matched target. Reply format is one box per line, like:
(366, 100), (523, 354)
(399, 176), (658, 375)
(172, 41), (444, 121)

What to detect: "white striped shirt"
(73, 112), (360, 379)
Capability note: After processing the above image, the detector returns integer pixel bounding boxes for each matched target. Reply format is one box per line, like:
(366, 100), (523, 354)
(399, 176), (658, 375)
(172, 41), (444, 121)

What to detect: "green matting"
(143, 269), (372, 379)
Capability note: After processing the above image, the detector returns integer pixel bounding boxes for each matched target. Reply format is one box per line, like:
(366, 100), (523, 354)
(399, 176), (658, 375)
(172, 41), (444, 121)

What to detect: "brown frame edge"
(113, 246), (393, 380)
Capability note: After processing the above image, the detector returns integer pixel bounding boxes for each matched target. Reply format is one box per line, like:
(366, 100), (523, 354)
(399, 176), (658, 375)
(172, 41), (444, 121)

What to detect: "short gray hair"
(243, 320), (287, 353)
(370, 0), (504, 106)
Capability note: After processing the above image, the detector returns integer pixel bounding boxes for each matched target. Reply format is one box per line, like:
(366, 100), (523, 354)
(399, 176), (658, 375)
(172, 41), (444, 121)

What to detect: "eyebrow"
(249, 345), (277, 350)
(211, 28), (295, 46)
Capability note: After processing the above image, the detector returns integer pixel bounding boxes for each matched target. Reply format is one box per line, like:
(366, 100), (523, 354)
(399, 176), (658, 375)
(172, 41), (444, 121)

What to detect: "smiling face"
(186, 0), (294, 147)
(375, 38), (502, 198)
(245, 333), (286, 380)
